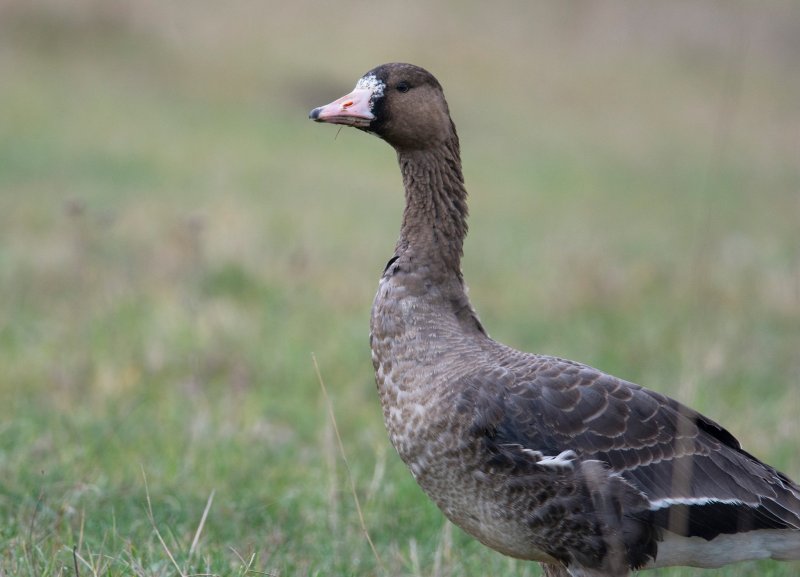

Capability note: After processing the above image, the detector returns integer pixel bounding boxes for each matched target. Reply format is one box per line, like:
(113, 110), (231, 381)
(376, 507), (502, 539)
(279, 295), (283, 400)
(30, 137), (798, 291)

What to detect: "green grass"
(1, 2), (799, 575)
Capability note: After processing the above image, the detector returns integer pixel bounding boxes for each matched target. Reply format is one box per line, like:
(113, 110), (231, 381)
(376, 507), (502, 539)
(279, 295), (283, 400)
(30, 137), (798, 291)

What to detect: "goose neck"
(395, 138), (468, 275)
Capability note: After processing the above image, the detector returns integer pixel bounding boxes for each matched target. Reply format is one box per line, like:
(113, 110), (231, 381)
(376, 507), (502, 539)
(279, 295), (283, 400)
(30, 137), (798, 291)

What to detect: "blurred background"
(1, 1), (798, 575)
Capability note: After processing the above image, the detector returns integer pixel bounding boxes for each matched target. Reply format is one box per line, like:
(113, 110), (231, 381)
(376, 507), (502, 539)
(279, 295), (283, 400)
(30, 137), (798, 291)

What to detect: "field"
(1, 1), (799, 575)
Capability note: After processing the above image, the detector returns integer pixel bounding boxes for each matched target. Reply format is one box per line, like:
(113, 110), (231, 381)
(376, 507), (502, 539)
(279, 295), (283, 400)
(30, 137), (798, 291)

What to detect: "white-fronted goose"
(309, 63), (800, 577)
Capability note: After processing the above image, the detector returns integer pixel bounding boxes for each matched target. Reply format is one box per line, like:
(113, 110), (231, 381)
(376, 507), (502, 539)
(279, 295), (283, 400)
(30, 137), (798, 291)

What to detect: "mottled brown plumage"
(309, 62), (800, 576)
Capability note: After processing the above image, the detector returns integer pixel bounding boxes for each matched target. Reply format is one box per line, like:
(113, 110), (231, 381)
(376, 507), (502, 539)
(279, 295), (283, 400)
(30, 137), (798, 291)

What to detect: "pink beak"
(309, 87), (375, 128)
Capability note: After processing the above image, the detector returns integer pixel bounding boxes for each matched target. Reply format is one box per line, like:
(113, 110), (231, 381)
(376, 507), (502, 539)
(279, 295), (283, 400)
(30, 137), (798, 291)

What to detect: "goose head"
(309, 62), (455, 150)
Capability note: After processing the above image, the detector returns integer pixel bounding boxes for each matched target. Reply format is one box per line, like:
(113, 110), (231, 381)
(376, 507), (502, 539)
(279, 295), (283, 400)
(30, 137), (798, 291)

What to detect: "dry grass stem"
(189, 490), (215, 558)
(141, 467), (188, 577)
(312, 353), (386, 574)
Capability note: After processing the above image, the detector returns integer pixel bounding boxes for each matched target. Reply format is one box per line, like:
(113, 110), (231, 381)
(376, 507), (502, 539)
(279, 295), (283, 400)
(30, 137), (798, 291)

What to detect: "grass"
(0, 1), (799, 575)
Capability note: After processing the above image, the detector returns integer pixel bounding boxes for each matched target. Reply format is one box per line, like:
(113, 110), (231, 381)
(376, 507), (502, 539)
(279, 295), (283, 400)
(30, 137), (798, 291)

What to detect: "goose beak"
(309, 88), (375, 128)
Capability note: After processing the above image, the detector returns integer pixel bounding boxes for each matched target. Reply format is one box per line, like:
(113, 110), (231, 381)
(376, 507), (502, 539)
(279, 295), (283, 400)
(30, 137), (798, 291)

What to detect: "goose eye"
(396, 82), (410, 93)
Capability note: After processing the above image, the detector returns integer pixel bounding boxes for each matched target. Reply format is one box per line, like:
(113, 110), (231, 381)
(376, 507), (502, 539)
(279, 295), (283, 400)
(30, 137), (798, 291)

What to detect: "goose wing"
(463, 352), (800, 539)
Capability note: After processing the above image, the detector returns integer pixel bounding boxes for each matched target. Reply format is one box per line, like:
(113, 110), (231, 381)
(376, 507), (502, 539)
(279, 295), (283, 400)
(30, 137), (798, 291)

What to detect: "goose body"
(309, 63), (800, 576)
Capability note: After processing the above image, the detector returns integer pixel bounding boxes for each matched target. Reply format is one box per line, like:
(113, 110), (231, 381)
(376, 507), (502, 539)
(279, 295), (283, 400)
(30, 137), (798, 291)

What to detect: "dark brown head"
(309, 63), (455, 150)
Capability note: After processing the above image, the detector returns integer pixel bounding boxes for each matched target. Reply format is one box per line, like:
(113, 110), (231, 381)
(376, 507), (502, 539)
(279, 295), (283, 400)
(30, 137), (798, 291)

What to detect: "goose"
(308, 62), (800, 577)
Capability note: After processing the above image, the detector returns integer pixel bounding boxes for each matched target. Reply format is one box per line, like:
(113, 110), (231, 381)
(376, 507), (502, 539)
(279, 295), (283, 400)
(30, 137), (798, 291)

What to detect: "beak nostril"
(342, 100), (354, 109)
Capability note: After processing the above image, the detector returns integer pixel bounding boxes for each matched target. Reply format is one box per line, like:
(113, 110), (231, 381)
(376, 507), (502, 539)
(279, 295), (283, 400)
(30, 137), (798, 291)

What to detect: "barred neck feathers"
(396, 132), (468, 276)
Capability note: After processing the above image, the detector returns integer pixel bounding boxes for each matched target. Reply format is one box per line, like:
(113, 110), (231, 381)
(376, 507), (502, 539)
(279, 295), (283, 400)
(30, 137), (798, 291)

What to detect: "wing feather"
(466, 349), (800, 539)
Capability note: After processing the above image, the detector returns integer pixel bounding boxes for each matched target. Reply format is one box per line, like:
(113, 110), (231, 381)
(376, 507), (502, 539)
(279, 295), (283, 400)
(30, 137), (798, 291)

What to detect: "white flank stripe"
(648, 496), (747, 510)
